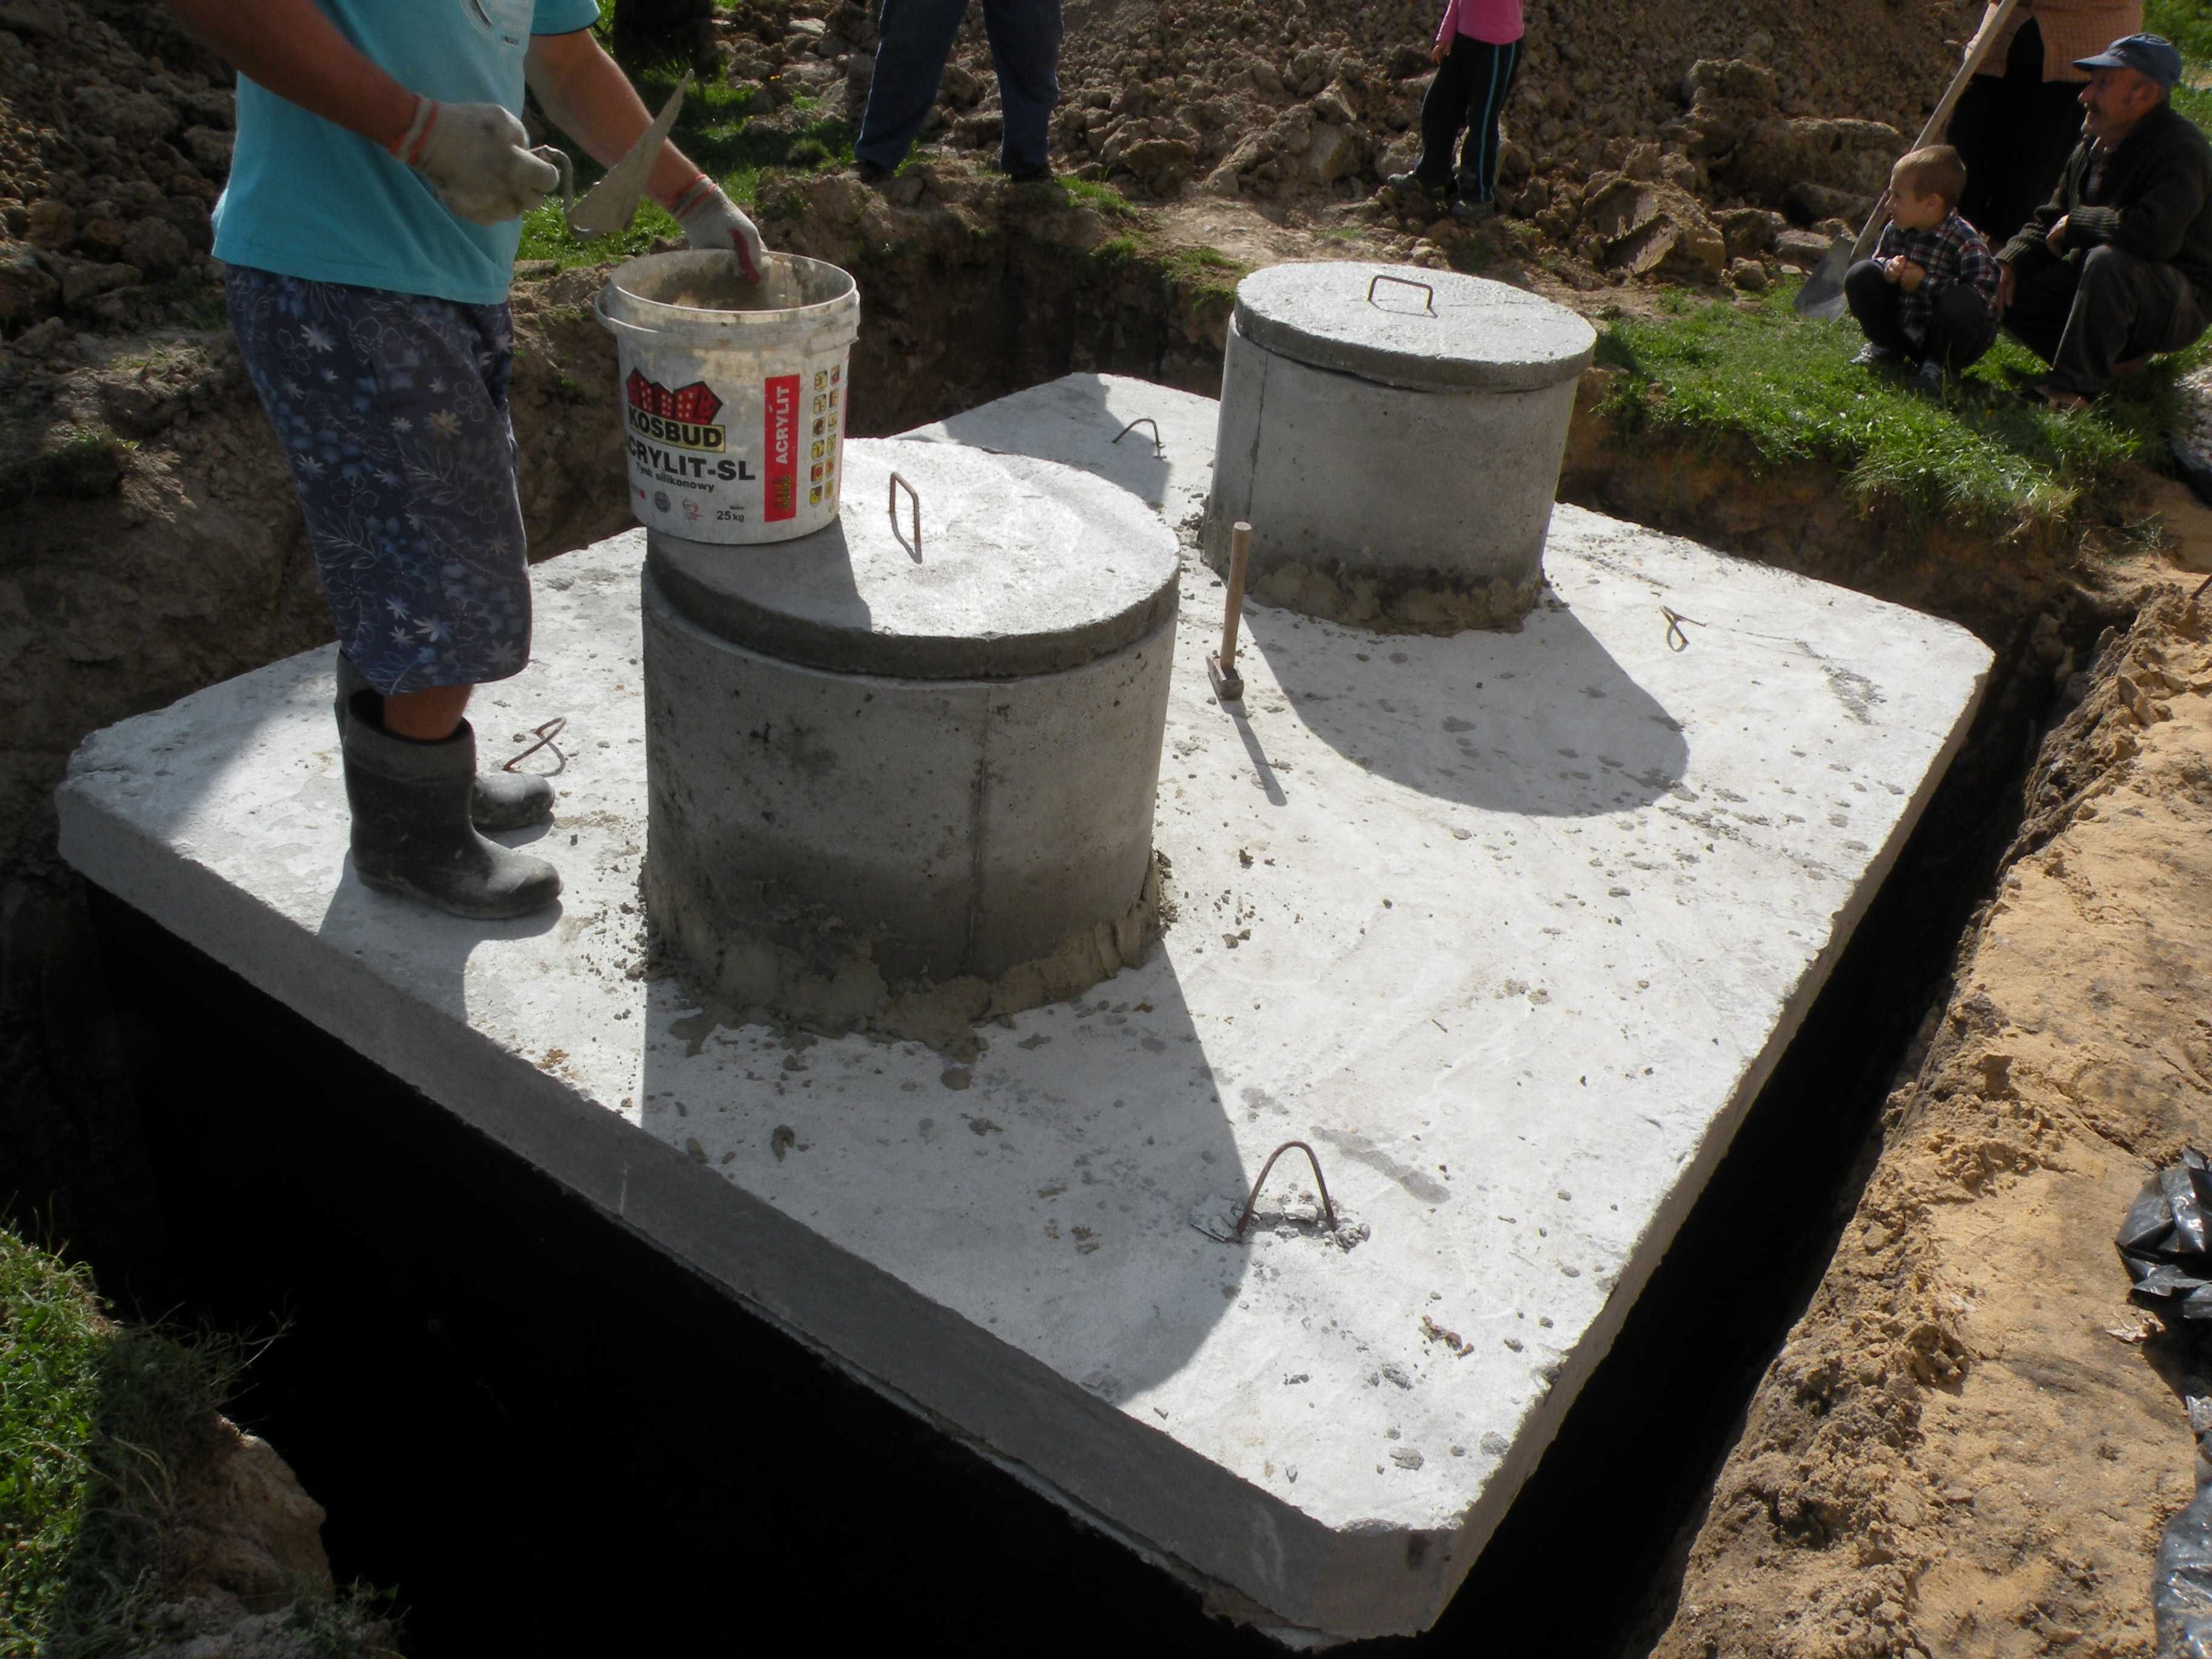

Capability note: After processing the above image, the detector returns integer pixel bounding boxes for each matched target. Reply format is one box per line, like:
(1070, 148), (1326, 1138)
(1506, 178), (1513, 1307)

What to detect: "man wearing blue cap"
(1994, 33), (2211, 407)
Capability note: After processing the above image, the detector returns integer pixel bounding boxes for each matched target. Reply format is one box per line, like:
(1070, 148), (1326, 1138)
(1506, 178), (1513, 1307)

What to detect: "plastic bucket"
(595, 250), (860, 543)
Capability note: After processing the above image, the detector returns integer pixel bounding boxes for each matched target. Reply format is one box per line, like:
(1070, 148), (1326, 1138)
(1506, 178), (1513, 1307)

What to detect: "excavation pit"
(57, 375), (1991, 1644)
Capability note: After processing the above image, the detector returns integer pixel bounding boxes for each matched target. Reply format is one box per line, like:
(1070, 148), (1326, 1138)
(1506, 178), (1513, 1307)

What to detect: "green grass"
(0, 423), (134, 508)
(2145, 0), (2212, 130)
(518, 64), (855, 269)
(0, 1226), (394, 1658)
(1164, 245), (1247, 293)
(1054, 176), (1142, 220)
(1, 1226), (246, 1654)
(1594, 283), (2207, 528)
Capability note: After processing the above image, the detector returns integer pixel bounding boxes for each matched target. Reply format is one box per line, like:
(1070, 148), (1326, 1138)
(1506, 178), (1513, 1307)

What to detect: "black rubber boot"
(341, 694), (561, 920)
(334, 652), (554, 833)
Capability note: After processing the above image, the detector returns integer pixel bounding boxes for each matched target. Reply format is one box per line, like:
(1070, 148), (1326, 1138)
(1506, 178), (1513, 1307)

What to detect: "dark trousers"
(2004, 245), (2211, 394)
(1946, 20), (2086, 247)
(1843, 260), (1998, 372)
(856, 0), (1062, 173)
(1414, 33), (1523, 200)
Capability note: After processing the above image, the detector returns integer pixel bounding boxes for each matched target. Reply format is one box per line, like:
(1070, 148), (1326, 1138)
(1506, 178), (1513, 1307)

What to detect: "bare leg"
(384, 683), (474, 741)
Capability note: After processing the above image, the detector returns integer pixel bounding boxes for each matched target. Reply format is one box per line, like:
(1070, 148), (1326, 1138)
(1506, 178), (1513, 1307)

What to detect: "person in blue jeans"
(156, 0), (767, 920)
(856, 0), (1062, 183)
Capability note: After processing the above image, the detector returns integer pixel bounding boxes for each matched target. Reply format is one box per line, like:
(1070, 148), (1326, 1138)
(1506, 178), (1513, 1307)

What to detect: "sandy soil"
(1655, 563), (2212, 1659)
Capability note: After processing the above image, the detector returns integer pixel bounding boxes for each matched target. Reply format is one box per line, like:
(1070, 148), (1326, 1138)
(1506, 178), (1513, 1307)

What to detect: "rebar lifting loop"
(1231, 1140), (1338, 1241)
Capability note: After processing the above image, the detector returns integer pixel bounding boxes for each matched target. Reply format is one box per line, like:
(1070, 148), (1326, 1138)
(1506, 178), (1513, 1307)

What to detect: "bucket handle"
(888, 471), (921, 559)
(591, 289), (666, 341)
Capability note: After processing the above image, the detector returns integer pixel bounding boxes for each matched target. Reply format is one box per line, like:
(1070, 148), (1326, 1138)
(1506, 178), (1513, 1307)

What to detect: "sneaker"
(1913, 358), (1946, 394)
(1450, 195), (1496, 223)
(1382, 171), (1446, 199)
(1849, 343), (1898, 368)
(856, 160), (894, 186)
(1004, 162), (1052, 183)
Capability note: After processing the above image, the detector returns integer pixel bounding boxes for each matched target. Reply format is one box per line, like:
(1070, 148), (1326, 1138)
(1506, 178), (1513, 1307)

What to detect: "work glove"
(391, 97), (560, 226)
(669, 173), (766, 284)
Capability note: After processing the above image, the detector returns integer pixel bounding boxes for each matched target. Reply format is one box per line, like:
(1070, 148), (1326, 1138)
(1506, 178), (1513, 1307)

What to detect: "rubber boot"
(341, 694), (562, 920)
(334, 652), (554, 833)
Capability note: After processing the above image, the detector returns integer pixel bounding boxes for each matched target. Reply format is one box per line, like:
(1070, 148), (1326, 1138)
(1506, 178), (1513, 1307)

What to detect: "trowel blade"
(567, 73), (690, 240)
(1794, 236), (1852, 321)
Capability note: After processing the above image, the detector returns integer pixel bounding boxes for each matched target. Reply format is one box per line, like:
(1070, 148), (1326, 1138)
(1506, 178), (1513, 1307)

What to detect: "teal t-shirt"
(213, 0), (602, 306)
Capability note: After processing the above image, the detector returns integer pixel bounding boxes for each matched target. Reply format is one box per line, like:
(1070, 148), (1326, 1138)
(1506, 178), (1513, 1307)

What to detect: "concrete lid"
(647, 438), (1182, 679)
(1232, 261), (1598, 392)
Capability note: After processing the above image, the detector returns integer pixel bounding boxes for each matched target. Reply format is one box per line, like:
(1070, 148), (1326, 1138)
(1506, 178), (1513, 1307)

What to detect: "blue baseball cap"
(2073, 33), (2183, 89)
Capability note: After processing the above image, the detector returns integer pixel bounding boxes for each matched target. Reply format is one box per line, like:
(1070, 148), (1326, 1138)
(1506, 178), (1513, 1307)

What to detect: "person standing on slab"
(1947, 0), (2140, 246)
(1994, 35), (2211, 408)
(155, 0), (767, 920)
(854, 0), (1063, 183)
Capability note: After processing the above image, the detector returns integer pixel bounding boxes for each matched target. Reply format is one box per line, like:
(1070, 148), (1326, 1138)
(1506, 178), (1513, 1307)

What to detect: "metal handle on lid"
(888, 471), (920, 557)
(1366, 272), (1436, 315)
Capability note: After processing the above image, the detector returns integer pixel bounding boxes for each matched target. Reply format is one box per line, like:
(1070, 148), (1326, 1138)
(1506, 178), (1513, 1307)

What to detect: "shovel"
(1795, 0), (2023, 320)
(531, 73), (691, 240)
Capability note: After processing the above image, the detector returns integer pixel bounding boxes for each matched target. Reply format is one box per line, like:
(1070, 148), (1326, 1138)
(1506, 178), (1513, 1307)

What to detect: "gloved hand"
(669, 173), (766, 284)
(391, 97), (560, 226)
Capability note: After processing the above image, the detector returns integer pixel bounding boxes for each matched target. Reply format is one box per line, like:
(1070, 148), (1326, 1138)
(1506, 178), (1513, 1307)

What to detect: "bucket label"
(625, 370), (728, 453)
(764, 373), (800, 522)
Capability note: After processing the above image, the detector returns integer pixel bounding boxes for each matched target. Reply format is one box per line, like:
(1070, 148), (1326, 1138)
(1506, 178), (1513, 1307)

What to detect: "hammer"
(1208, 520), (1252, 704)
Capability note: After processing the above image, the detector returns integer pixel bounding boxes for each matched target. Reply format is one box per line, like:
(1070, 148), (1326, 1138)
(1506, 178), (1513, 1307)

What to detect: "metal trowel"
(532, 73), (691, 240)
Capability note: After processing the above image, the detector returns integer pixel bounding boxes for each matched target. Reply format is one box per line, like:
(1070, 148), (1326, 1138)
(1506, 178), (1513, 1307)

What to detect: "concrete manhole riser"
(640, 437), (1183, 1048)
(1201, 262), (1596, 634)
(642, 571), (1173, 1042)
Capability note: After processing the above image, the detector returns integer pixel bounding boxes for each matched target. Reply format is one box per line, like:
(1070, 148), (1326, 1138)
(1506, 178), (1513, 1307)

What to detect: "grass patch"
(1164, 244), (1247, 294)
(519, 65), (855, 270)
(0, 421), (134, 508)
(1, 1225), (244, 1653)
(1055, 175), (1142, 220)
(0, 1225), (396, 1658)
(2145, 0), (2212, 131)
(1594, 282), (2206, 527)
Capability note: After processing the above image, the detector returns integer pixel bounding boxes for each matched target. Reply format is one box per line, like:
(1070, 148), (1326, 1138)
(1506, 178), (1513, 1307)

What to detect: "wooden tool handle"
(1851, 0), (2026, 261)
(1221, 521), (1252, 672)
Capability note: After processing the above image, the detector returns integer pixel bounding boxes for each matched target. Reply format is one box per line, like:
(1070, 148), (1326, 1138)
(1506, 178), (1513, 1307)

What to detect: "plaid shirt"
(1874, 211), (2002, 340)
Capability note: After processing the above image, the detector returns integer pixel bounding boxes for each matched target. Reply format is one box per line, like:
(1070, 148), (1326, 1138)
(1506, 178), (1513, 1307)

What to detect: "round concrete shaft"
(643, 439), (1181, 1041)
(1201, 262), (1597, 630)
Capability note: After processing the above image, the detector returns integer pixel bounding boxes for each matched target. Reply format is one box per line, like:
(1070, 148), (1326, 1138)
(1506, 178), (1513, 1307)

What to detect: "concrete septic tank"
(1202, 261), (1596, 634)
(58, 375), (1991, 1646)
(642, 437), (1181, 1048)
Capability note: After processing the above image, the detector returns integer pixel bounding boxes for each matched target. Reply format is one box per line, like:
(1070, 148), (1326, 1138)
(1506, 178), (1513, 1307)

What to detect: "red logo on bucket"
(625, 370), (722, 425)
(764, 374), (799, 521)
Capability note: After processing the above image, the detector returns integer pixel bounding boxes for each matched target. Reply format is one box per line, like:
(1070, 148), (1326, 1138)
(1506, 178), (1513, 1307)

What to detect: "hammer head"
(1208, 654), (1244, 703)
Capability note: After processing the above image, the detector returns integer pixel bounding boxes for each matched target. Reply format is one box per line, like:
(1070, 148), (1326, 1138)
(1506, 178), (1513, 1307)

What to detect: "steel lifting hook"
(1230, 1140), (1338, 1241)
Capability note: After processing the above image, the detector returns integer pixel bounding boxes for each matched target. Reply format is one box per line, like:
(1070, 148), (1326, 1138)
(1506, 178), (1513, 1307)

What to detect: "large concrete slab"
(58, 375), (1991, 1644)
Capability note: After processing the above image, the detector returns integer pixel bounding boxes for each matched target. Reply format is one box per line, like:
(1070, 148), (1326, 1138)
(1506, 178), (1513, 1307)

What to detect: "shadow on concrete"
(1244, 599), (1691, 817)
(633, 937), (1252, 1413)
(312, 857), (564, 1027)
(644, 521), (872, 671)
(914, 373), (1183, 517)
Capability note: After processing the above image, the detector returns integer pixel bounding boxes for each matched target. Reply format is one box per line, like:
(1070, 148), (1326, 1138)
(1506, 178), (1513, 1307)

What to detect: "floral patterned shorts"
(226, 265), (531, 696)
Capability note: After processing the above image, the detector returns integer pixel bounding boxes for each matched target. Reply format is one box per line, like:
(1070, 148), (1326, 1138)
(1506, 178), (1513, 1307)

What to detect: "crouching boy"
(1846, 145), (2002, 388)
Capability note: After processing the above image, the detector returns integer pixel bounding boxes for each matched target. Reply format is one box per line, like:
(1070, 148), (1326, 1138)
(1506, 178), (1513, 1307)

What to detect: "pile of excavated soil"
(1654, 581), (2212, 1659)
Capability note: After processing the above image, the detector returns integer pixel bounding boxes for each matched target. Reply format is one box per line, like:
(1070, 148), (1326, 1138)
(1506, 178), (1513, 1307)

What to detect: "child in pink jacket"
(1383, 0), (1524, 220)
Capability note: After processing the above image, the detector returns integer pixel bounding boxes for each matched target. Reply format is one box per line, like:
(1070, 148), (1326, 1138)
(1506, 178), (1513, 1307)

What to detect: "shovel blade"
(1794, 236), (1853, 321)
(566, 73), (691, 240)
